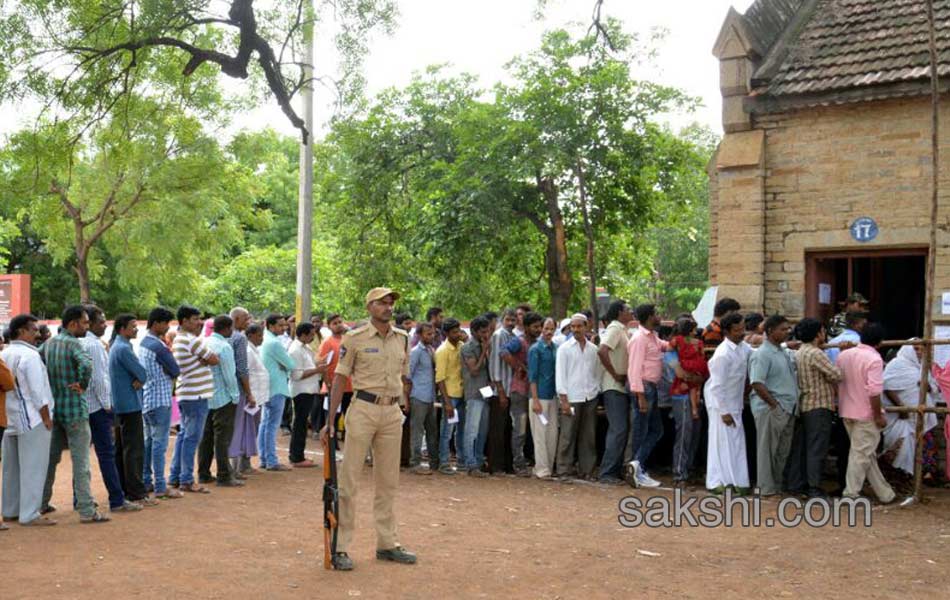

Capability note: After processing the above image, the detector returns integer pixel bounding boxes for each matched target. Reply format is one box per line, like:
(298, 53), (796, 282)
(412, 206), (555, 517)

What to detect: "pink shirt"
(626, 326), (669, 393)
(836, 344), (884, 421)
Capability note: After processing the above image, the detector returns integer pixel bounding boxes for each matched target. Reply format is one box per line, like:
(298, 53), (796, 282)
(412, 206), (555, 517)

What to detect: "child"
(670, 316), (709, 419)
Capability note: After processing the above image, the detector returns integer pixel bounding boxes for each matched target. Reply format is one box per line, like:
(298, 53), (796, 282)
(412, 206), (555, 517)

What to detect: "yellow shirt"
(335, 323), (409, 397)
(434, 340), (464, 398)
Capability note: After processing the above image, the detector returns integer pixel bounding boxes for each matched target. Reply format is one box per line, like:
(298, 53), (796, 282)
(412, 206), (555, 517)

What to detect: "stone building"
(708, 0), (948, 340)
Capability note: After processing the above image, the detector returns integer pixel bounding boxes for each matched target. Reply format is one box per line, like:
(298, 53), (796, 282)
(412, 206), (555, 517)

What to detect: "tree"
(0, 0), (397, 141)
(0, 95), (259, 308)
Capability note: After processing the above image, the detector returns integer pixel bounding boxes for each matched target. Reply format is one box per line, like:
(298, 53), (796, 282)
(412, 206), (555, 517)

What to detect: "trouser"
(630, 382), (663, 469)
(742, 404), (758, 486)
(462, 398), (489, 470)
(169, 399), (209, 486)
(88, 409), (126, 509)
(114, 411), (146, 500)
(410, 398), (439, 468)
(556, 399), (598, 477)
(2, 426), (51, 523)
(671, 397), (702, 482)
(832, 415), (851, 490)
(753, 406), (796, 495)
(281, 396), (293, 431)
(843, 419), (895, 502)
(198, 403), (237, 481)
(289, 393), (317, 463)
(439, 397), (465, 467)
(43, 419), (96, 519)
(486, 396), (513, 474)
(143, 406), (172, 495)
(310, 393), (326, 432)
(600, 390), (633, 479)
(258, 395), (287, 468)
(508, 392), (529, 470)
(785, 408), (834, 493)
(400, 403), (411, 468)
(337, 399), (404, 553)
(528, 399), (558, 478)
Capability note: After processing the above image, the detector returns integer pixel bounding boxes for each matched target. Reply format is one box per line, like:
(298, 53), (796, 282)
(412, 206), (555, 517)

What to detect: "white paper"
(479, 386), (493, 399)
(935, 326), (950, 368)
(691, 286), (719, 330)
(401, 413), (407, 426)
(538, 413), (549, 426)
(324, 350), (334, 364)
(818, 283), (832, 305)
(322, 397), (342, 414)
(244, 404), (261, 416)
(446, 410), (459, 424)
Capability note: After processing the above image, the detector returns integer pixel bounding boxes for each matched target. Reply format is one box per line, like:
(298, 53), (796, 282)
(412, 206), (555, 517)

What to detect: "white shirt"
(79, 331), (112, 413)
(288, 339), (321, 396)
(555, 336), (601, 402)
(703, 338), (752, 415)
(247, 343), (271, 405)
(1, 341), (54, 434)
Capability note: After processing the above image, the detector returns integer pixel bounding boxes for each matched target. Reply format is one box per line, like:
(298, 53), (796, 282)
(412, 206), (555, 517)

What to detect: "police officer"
(320, 287), (416, 571)
(828, 292), (869, 338)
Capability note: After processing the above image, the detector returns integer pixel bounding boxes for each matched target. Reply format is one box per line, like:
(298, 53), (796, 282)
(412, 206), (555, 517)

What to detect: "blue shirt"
(261, 330), (295, 399)
(408, 343), (436, 403)
(108, 336), (149, 414)
(658, 350), (688, 407)
(527, 339), (557, 400)
(207, 333), (239, 410)
(138, 333), (180, 413)
(826, 328), (860, 365)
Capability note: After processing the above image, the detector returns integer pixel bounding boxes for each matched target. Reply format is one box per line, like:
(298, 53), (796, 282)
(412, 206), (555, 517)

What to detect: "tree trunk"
(575, 161), (598, 325)
(540, 177), (573, 319)
(75, 251), (91, 303)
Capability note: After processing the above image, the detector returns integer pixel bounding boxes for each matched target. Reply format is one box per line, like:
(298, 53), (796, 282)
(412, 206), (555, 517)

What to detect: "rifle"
(322, 434), (340, 569)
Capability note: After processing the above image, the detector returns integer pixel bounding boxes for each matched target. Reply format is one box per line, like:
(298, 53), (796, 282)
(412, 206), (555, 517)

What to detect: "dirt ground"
(3, 439), (950, 600)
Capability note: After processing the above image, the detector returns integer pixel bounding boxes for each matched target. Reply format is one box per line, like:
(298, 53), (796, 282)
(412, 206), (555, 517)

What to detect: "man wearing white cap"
(320, 287), (415, 571)
(554, 313), (601, 479)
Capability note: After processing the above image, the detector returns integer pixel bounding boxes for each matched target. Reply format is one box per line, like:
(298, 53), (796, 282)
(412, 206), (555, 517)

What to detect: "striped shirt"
(173, 331), (215, 401)
(489, 327), (514, 395)
(796, 343), (842, 413)
(79, 331), (112, 413)
(42, 331), (92, 424)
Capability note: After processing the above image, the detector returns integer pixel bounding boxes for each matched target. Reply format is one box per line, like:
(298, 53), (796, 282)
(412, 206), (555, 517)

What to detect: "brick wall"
(710, 95), (950, 320)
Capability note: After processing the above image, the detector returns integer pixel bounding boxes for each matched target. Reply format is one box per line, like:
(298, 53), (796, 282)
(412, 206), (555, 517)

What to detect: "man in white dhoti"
(705, 312), (752, 494)
(882, 344), (937, 475)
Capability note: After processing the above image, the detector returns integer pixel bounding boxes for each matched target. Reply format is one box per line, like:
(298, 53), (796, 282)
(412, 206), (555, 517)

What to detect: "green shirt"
(260, 330), (295, 399)
(749, 340), (799, 415)
(42, 331), (93, 424)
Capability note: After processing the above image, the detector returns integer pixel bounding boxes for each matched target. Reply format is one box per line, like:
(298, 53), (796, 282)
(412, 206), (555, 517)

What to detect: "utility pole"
(295, 0), (315, 324)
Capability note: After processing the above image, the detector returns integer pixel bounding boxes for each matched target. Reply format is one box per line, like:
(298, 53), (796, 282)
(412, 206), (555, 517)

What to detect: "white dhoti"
(706, 408), (749, 489)
(881, 418), (915, 474)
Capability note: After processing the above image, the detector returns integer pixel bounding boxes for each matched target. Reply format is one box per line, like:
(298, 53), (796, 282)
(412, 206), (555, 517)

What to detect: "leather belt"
(355, 390), (400, 406)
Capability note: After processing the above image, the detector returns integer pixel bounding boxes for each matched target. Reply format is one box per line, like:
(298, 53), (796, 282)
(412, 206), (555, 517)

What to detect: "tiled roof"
(757, 0), (950, 97)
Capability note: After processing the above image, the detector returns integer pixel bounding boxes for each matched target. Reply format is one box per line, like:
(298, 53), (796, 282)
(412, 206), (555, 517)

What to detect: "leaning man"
(320, 287), (416, 571)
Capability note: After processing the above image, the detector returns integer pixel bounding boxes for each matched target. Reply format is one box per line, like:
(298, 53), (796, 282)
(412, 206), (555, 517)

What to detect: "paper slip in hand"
(479, 386), (493, 399)
(401, 413), (407, 426)
(538, 413), (549, 426)
(323, 397), (342, 413)
(446, 411), (459, 424)
(244, 404), (261, 416)
(324, 350), (334, 364)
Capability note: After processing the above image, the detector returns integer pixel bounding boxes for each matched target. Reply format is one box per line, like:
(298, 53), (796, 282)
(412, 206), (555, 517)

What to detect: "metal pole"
(295, 0), (315, 324)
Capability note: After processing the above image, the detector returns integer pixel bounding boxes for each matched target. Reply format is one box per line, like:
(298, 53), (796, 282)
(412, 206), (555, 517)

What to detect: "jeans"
(671, 397), (701, 482)
(439, 397), (465, 467)
(143, 406), (172, 494)
(630, 382), (663, 470)
(600, 390), (633, 479)
(114, 411), (146, 500)
(169, 399), (209, 486)
(508, 392), (529, 470)
(258, 395), (287, 468)
(89, 409), (126, 508)
(43, 419), (96, 518)
(409, 398), (439, 468)
(198, 403), (237, 481)
(289, 394), (316, 463)
(463, 398), (489, 470)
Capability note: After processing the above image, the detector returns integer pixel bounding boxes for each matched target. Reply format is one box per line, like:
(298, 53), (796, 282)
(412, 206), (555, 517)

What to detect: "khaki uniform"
(334, 322), (409, 553)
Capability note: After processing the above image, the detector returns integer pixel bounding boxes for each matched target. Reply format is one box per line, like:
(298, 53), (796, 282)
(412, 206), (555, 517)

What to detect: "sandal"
(180, 483), (211, 494)
(158, 489), (184, 499)
(22, 516), (57, 527)
(80, 511), (111, 524)
(0, 522), (8, 531)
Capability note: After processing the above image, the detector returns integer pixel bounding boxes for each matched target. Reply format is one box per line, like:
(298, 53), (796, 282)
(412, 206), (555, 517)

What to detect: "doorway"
(805, 248), (927, 341)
